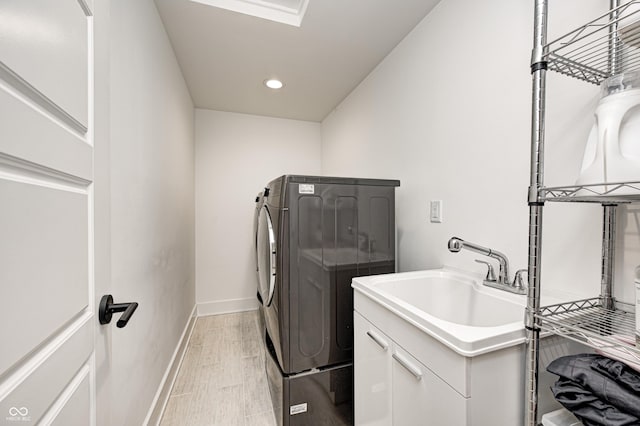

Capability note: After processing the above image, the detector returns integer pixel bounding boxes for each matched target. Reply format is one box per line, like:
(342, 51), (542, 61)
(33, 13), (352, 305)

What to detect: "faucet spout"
(447, 237), (510, 286)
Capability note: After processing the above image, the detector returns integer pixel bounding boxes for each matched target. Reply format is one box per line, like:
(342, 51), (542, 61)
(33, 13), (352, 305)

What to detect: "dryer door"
(253, 194), (263, 277)
(257, 205), (276, 307)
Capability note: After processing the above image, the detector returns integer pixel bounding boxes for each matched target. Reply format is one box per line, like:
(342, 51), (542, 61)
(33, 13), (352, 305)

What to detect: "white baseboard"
(143, 304), (197, 426)
(197, 297), (258, 316)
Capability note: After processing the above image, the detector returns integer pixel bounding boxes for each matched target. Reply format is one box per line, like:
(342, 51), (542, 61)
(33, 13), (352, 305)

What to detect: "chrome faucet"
(447, 237), (527, 295)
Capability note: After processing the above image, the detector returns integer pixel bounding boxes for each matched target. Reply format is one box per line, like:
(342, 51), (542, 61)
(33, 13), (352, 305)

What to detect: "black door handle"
(99, 295), (139, 328)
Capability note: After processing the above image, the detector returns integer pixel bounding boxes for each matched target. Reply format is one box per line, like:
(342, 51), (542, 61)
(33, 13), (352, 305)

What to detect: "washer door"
(257, 205), (276, 307)
(253, 194), (263, 276)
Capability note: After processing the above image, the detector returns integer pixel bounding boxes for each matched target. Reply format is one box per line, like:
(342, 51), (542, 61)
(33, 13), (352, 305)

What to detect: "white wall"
(195, 109), (321, 314)
(321, 0), (640, 301)
(109, 1), (195, 425)
(322, 1), (640, 416)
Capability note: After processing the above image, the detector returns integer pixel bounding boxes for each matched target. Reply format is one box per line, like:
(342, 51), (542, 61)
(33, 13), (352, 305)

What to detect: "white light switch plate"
(430, 200), (442, 223)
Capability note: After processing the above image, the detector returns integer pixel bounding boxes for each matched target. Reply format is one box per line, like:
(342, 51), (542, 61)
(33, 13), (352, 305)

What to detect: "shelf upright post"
(609, 0), (621, 75)
(601, 0), (620, 311)
(525, 0), (548, 424)
(601, 204), (617, 309)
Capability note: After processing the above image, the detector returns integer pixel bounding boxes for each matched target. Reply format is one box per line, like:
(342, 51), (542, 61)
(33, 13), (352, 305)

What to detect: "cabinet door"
(392, 347), (467, 425)
(354, 312), (392, 425)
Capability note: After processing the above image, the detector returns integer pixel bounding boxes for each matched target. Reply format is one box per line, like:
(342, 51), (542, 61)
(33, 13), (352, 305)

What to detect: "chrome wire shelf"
(540, 181), (640, 203)
(544, 1), (640, 84)
(536, 298), (640, 364)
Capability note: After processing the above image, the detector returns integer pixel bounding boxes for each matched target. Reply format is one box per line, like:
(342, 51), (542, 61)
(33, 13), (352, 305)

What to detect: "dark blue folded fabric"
(547, 354), (640, 419)
(551, 378), (640, 426)
(590, 356), (640, 393)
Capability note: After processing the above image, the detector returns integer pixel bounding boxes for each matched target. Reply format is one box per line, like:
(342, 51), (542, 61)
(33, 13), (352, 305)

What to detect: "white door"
(0, 1), (107, 425)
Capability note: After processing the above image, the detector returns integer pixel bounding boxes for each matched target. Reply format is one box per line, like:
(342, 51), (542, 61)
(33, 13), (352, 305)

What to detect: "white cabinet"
(391, 345), (466, 425)
(354, 312), (467, 425)
(354, 291), (524, 425)
(354, 313), (392, 425)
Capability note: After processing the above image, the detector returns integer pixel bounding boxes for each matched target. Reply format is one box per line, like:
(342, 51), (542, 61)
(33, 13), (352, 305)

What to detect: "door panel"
(0, 320), (92, 424)
(0, 0), (88, 128)
(50, 374), (91, 426)
(353, 312), (391, 425)
(0, 177), (89, 373)
(0, 87), (92, 181)
(0, 1), (97, 424)
(392, 347), (467, 425)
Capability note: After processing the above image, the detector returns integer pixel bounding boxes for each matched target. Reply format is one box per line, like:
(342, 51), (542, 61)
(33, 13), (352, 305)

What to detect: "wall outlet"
(430, 200), (442, 223)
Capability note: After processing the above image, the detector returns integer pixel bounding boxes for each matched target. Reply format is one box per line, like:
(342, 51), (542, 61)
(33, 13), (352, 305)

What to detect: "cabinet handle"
(392, 352), (423, 380)
(366, 330), (389, 350)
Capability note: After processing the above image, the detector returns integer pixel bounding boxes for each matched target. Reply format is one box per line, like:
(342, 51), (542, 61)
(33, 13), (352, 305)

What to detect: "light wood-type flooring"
(160, 311), (277, 426)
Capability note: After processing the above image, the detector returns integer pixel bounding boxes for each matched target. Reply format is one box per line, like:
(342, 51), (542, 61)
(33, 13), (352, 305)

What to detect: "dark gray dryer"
(255, 175), (399, 426)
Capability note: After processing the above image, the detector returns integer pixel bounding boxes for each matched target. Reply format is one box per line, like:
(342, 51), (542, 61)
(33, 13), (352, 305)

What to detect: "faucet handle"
(474, 259), (497, 282)
(513, 269), (528, 290)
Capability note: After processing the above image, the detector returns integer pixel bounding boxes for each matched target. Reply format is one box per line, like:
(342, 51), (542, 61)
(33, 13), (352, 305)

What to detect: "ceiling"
(154, 0), (442, 122)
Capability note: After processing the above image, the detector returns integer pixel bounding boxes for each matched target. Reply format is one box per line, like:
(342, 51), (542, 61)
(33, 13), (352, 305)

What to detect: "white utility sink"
(353, 267), (529, 424)
(352, 267), (527, 356)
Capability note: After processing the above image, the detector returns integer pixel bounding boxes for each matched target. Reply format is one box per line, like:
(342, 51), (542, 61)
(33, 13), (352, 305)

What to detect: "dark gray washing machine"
(255, 175), (399, 426)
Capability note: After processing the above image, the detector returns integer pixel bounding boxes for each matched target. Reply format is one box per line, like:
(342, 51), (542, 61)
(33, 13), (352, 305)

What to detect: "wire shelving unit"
(525, 1), (640, 425)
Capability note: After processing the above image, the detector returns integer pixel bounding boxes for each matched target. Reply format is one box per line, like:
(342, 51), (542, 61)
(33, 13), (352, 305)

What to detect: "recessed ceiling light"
(265, 79), (284, 89)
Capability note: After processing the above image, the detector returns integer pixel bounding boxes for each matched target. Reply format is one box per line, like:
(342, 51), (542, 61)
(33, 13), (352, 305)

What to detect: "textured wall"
(109, 0), (195, 424)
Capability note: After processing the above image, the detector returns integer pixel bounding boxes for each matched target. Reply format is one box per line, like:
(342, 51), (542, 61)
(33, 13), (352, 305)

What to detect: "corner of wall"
(197, 297), (258, 316)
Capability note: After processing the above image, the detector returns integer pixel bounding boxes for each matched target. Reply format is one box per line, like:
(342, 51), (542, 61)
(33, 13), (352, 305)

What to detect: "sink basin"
(352, 267), (526, 356)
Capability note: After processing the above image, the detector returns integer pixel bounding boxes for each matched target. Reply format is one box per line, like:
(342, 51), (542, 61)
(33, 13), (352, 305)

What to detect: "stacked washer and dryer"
(254, 175), (399, 426)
